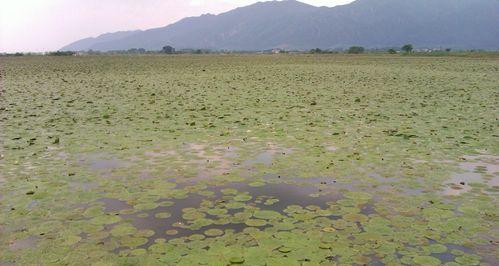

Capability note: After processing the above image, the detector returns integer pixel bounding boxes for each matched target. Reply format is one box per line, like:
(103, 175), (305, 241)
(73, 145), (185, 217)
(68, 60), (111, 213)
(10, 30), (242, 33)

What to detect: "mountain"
(62, 30), (142, 51)
(61, 0), (499, 51)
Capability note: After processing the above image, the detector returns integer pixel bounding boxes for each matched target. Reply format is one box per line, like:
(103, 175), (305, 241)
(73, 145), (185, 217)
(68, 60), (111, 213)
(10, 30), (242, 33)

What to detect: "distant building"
(261, 48), (285, 54)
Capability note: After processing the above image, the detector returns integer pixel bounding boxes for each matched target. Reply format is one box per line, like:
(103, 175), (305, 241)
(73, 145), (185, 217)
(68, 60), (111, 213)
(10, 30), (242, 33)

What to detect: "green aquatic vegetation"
(188, 218), (214, 230)
(245, 219), (268, 227)
(158, 200), (174, 207)
(182, 210), (206, 220)
(343, 213), (368, 223)
(204, 228), (224, 237)
(229, 256), (245, 264)
(135, 229), (155, 238)
(253, 210), (282, 220)
(155, 212), (172, 219)
(221, 188), (238, 195)
(233, 193), (253, 202)
(120, 236), (148, 248)
(263, 198), (279, 205)
(427, 243), (448, 253)
(273, 222), (296, 231)
(165, 230), (178, 236)
(225, 201), (247, 209)
(1, 55), (497, 265)
(413, 255), (441, 266)
(206, 208), (228, 216)
(110, 223), (137, 237)
(62, 235), (82, 246)
(248, 181), (266, 187)
(89, 215), (122, 225)
(130, 248), (147, 256)
(455, 254), (481, 265)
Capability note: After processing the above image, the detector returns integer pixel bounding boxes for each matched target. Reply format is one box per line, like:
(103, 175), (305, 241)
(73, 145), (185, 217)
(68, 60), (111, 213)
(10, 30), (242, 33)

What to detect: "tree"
(48, 51), (76, 56)
(162, 45), (175, 54)
(310, 48), (322, 54)
(401, 44), (413, 53)
(388, 49), (397, 54)
(127, 48), (146, 54)
(445, 48), (452, 52)
(347, 46), (365, 54)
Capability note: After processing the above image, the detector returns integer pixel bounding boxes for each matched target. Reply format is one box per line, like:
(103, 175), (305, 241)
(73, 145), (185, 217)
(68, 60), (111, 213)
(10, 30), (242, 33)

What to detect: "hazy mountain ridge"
(62, 0), (499, 51)
(62, 30), (142, 51)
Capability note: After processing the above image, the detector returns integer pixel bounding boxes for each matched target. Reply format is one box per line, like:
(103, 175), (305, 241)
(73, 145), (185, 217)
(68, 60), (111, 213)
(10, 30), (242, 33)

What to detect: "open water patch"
(442, 154), (499, 196)
(92, 180), (348, 252)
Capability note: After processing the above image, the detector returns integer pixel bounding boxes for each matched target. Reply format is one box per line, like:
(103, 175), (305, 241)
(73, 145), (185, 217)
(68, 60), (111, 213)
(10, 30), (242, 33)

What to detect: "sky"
(0, 0), (354, 53)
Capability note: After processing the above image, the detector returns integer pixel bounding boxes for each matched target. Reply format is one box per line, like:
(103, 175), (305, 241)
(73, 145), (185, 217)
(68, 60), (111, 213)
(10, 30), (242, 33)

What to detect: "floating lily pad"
(263, 198), (279, 205)
(111, 223), (137, 237)
(229, 256), (245, 264)
(428, 243), (447, 253)
(130, 249), (147, 256)
(253, 210), (282, 220)
(182, 211), (205, 220)
(204, 229), (224, 237)
(120, 236), (148, 248)
(278, 246), (293, 253)
(249, 181), (265, 187)
(63, 235), (82, 246)
(134, 202), (159, 211)
(155, 212), (172, 219)
(165, 230), (179, 236)
(135, 229), (155, 238)
(413, 256), (441, 266)
(234, 194), (253, 202)
(322, 227), (336, 233)
(455, 254), (481, 265)
(245, 219), (267, 227)
(90, 215), (122, 225)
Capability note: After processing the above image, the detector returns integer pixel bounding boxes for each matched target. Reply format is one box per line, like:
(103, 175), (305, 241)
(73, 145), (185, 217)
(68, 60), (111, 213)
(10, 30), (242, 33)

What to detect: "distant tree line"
(162, 45), (175, 54)
(307, 44), (459, 55)
(1, 52), (26, 56)
(347, 46), (365, 54)
(47, 51), (77, 56)
(401, 44), (413, 53)
(0, 44), (488, 57)
(309, 48), (339, 54)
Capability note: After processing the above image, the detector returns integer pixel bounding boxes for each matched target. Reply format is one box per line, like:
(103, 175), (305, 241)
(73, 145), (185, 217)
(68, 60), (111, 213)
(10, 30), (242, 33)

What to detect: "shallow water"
(8, 237), (37, 252)
(98, 181), (344, 250)
(78, 153), (128, 172)
(442, 155), (499, 196)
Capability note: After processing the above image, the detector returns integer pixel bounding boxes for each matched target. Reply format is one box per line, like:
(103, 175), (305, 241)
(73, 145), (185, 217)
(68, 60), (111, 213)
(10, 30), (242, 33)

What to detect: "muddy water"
(442, 154), (499, 196)
(76, 147), (496, 262)
(99, 181), (344, 250)
(8, 236), (38, 252)
(430, 244), (474, 264)
(78, 153), (128, 172)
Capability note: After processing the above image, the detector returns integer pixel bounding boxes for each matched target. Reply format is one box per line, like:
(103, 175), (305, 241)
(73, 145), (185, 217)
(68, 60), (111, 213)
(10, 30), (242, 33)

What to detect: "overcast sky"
(0, 0), (354, 53)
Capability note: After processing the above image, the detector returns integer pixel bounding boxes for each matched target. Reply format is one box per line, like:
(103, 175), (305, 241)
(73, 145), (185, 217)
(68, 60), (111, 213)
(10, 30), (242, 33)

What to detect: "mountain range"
(62, 0), (499, 51)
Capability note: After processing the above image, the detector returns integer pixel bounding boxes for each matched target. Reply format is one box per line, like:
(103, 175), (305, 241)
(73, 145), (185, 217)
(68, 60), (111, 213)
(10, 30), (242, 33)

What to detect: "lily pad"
(253, 210), (282, 220)
(245, 219), (267, 227)
(413, 256), (441, 266)
(155, 212), (172, 219)
(204, 228), (224, 237)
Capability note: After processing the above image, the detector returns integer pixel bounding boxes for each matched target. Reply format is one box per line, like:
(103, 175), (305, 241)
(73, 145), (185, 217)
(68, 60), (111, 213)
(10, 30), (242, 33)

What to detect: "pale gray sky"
(0, 0), (354, 53)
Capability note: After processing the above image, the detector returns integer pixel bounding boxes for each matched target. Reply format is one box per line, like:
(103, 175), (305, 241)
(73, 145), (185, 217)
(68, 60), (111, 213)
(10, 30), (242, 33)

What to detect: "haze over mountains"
(62, 0), (499, 51)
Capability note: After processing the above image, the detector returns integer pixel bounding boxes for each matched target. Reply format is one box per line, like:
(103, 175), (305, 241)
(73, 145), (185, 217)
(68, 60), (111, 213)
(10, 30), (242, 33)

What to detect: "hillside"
(62, 0), (499, 51)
